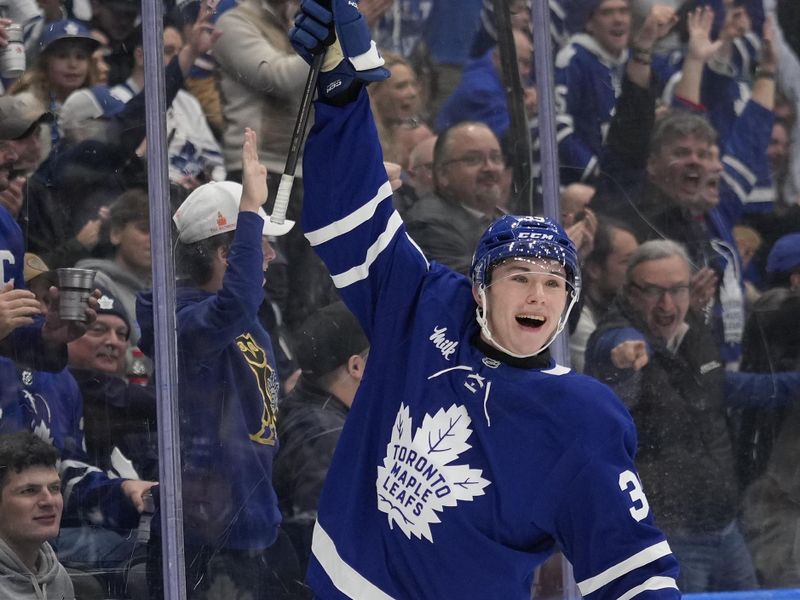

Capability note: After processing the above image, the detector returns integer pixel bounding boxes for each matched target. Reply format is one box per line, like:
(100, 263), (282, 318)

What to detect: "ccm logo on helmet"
(516, 232), (555, 240)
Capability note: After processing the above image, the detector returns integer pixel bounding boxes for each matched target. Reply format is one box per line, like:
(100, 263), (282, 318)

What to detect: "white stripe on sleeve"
(330, 210), (404, 289)
(721, 172), (749, 204)
(577, 540), (673, 595)
(617, 576), (679, 600)
(722, 155), (756, 185)
(305, 181), (394, 246)
(311, 521), (396, 600)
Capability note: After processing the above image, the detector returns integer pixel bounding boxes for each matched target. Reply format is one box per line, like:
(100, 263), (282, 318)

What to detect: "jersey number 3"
(619, 470), (650, 522)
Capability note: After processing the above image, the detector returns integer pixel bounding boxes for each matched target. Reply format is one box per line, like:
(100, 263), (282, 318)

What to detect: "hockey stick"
(271, 51), (325, 225)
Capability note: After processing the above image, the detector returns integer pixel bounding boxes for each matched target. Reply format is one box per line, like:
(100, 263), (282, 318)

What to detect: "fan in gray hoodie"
(0, 537), (74, 600)
(0, 432), (75, 600)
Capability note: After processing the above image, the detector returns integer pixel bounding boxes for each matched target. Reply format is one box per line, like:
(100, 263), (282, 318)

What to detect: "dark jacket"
(274, 375), (349, 572)
(737, 288), (800, 492)
(586, 297), (739, 533)
(69, 367), (158, 482)
(404, 191), (491, 275)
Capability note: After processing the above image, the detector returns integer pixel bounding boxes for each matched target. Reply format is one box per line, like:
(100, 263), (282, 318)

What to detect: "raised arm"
(290, 0), (432, 336)
(673, 7), (722, 105)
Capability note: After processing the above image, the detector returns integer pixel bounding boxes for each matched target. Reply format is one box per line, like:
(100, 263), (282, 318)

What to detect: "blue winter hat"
(766, 233), (800, 275)
(95, 286), (132, 334)
(38, 19), (100, 54)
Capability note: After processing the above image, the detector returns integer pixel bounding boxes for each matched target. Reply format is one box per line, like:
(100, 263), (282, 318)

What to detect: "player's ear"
(472, 286), (482, 307)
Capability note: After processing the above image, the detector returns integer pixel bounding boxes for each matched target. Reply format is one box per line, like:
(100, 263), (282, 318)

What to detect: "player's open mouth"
(516, 315), (546, 329)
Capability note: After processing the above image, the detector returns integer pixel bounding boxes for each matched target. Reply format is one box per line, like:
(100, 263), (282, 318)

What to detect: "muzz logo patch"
(377, 403), (491, 542)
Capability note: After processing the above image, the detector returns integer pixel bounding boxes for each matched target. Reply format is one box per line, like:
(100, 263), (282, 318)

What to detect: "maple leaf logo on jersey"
(376, 403), (491, 542)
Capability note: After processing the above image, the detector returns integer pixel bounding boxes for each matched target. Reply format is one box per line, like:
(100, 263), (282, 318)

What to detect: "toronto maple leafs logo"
(376, 403), (491, 542)
(22, 390), (54, 445)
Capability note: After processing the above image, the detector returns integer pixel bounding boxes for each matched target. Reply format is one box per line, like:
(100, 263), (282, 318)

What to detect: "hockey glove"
(290, 0), (389, 102)
(290, 0), (335, 63)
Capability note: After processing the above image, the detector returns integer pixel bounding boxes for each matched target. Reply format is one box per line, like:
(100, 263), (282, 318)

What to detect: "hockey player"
(289, 2), (681, 598)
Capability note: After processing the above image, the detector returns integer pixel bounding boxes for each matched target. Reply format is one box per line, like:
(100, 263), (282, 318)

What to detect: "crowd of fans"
(0, 0), (798, 598)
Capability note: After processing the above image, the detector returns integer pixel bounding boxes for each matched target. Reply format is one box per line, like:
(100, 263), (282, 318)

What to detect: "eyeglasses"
(408, 162), (433, 177)
(443, 152), (505, 168)
(629, 282), (690, 300)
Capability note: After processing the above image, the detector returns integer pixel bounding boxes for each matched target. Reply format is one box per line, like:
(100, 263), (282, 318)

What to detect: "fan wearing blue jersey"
(289, 2), (681, 599)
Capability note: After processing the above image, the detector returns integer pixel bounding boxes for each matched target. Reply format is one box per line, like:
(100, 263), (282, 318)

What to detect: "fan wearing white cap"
(135, 129), (303, 597)
(172, 130), (294, 292)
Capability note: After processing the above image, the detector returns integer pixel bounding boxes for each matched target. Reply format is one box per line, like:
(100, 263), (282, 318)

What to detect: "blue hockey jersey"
(301, 90), (680, 599)
(0, 206), (67, 372)
(555, 34), (628, 184)
(0, 358), (142, 529)
(0, 205), (24, 287)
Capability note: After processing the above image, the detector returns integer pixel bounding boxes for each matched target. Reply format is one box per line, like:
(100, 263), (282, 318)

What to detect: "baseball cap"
(173, 180), (294, 243)
(95, 287), (131, 333)
(766, 233), (800, 275)
(23, 253), (54, 284)
(60, 85), (126, 127)
(292, 301), (369, 378)
(38, 19), (101, 54)
(0, 93), (54, 141)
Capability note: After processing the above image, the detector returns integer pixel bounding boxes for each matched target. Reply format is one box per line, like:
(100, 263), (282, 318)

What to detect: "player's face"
(647, 134), (712, 210)
(0, 466), (62, 555)
(586, 0), (631, 56)
(627, 256), (691, 344)
(67, 314), (129, 375)
(477, 258), (568, 356)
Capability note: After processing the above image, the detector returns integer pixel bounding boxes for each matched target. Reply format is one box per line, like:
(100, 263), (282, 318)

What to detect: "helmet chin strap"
(475, 285), (579, 360)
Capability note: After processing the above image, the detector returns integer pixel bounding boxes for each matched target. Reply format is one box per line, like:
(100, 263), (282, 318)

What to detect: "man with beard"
(404, 121), (507, 274)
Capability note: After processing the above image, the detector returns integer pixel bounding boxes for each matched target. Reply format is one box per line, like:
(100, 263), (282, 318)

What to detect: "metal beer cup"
(56, 268), (96, 322)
